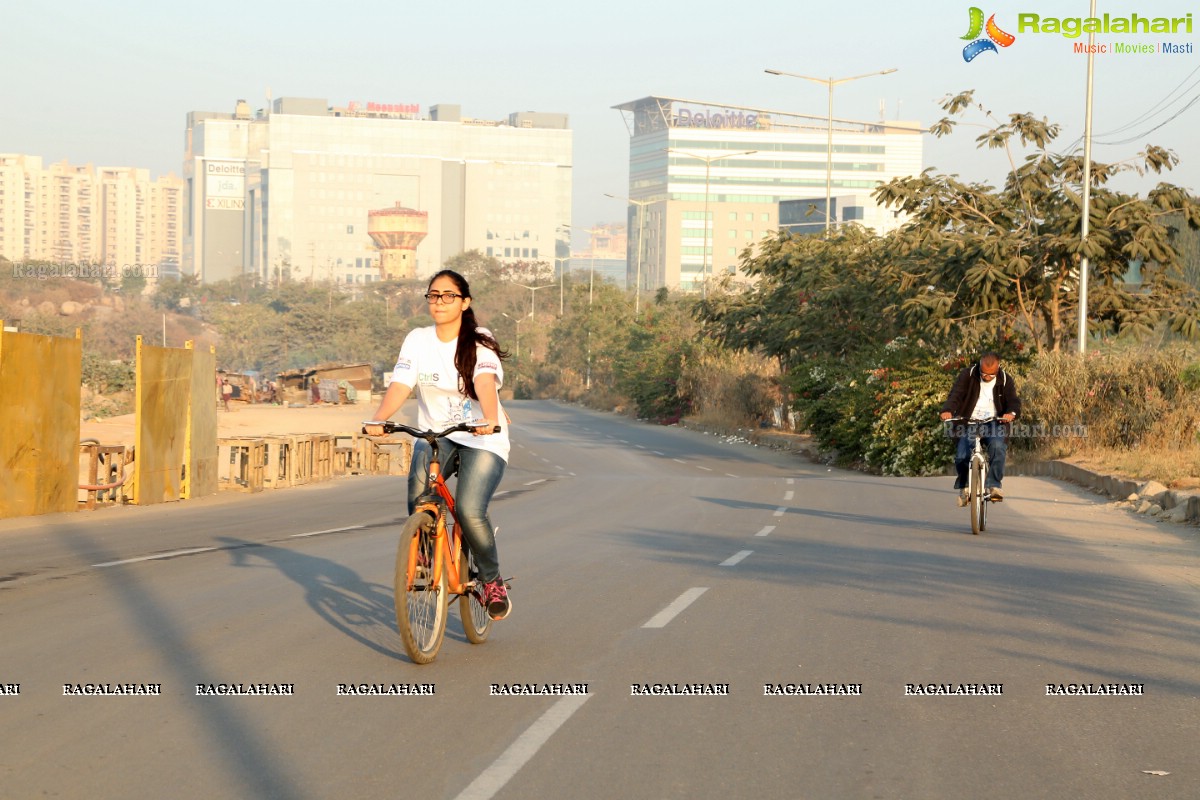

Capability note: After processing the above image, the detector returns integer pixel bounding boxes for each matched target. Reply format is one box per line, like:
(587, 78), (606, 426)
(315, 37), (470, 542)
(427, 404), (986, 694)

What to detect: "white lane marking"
(720, 550), (753, 567)
(787, 478), (795, 485)
(290, 525), (365, 539)
(495, 490), (511, 497)
(524, 479), (547, 486)
(784, 491), (794, 501)
(697, 466), (712, 472)
(652, 451), (665, 456)
(540, 458), (551, 464)
(617, 439), (628, 444)
(555, 465), (565, 471)
(726, 473), (739, 478)
(643, 587), (708, 629)
(635, 445), (646, 450)
(773, 507), (787, 517)
(93, 547), (218, 567)
(568, 472), (577, 477)
(672, 458), (686, 464)
(755, 526), (776, 537)
(454, 694), (592, 800)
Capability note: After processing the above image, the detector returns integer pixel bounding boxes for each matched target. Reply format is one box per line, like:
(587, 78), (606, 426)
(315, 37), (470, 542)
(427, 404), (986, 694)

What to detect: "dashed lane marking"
(454, 694), (592, 800)
(755, 526), (776, 537)
(720, 550), (753, 567)
(773, 507), (788, 517)
(643, 587), (709, 629)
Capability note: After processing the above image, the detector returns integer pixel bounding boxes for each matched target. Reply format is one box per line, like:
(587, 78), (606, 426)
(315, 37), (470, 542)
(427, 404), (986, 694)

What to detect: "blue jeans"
(954, 421), (1007, 490)
(408, 438), (505, 583)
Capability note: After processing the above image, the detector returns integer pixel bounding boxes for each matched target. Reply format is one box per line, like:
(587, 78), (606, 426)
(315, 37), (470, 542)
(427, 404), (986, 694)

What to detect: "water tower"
(367, 202), (429, 280)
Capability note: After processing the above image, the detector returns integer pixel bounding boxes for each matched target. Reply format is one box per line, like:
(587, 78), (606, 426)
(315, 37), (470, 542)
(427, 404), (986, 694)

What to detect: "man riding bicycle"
(939, 353), (1022, 506)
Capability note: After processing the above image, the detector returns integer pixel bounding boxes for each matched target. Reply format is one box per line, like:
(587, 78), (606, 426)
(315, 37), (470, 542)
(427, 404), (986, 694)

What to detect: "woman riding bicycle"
(365, 269), (513, 620)
(939, 352), (1022, 506)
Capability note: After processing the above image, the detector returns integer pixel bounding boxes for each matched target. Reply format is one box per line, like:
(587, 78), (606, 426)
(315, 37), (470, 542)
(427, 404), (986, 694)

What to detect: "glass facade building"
(613, 96), (923, 292)
(184, 99), (572, 285)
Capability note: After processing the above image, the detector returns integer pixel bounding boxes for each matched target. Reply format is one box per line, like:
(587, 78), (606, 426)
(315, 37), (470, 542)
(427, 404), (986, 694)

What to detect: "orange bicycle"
(366, 420), (500, 664)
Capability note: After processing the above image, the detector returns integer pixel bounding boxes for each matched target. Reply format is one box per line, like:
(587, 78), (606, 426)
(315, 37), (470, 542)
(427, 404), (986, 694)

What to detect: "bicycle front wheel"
(969, 457), (984, 535)
(395, 511), (448, 664)
(458, 544), (492, 644)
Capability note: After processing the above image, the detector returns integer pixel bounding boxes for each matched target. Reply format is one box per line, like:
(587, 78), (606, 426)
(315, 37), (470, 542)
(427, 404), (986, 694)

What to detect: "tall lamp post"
(668, 149), (756, 296)
(512, 281), (555, 318)
(764, 67), (897, 235)
(553, 256), (570, 316)
(501, 312), (531, 396)
(604, 192), (654, 315)
(1077, 0), (1097, 353)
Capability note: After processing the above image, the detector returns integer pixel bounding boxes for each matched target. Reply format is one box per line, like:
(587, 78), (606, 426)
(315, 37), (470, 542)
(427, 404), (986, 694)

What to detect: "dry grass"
(1053, 446), (1200, 490)
(1015, 344), (1200, 488)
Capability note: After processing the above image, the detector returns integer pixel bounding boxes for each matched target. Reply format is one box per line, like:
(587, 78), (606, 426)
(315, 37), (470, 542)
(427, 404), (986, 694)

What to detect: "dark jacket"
(940, 362), (1021, 420)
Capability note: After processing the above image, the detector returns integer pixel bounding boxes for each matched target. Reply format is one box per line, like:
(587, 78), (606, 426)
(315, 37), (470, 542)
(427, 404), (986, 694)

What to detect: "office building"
(612, 96), (923, 292)
(183, 98), (573, 285)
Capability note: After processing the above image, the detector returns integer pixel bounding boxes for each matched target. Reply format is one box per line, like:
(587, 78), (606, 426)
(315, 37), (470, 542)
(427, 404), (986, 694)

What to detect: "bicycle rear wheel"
(458, 544), (492, 644)
(394, 511), (448, 664)
(969, 457), (984, 535)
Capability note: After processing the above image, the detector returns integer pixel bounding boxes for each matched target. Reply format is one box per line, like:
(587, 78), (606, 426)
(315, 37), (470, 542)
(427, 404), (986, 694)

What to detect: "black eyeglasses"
(424, 292), (463, 304)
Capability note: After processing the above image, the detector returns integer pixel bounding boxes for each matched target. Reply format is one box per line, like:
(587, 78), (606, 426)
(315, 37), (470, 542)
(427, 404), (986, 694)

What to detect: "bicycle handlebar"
(361, 421), (501, 439)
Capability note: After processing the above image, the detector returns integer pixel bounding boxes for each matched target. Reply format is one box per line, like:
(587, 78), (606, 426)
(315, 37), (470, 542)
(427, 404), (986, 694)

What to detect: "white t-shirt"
(390, 325), (509, 462)
(970, 377), (998, 421)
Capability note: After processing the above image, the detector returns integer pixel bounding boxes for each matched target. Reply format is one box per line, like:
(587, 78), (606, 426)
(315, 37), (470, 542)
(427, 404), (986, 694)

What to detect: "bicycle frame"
(367, 420), (497, 600)
(946, 416), (1001, 534)
(407, 447), (473, 598)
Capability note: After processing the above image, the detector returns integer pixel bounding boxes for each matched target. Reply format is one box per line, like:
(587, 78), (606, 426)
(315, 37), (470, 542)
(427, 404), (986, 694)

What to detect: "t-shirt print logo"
(962, 7), (1016, 61)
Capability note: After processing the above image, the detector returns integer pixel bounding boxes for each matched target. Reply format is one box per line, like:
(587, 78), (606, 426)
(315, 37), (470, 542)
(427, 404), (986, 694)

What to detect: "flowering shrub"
(788, 343), (959, 474)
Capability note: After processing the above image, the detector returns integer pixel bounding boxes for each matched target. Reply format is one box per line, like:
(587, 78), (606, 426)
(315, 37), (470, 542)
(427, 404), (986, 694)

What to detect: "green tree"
(697, 226), (904, 370)
(875, 90), (1200, 351)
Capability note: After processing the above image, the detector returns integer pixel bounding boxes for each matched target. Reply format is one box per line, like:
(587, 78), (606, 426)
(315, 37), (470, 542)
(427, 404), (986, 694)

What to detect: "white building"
(183, 98), (573, 285)
(0, 153), (182, 276)
(612, 96), (923, 292)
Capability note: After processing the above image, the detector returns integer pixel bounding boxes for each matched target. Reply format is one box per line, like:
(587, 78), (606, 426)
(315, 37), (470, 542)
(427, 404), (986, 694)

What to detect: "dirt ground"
(79, 400), (383, 448)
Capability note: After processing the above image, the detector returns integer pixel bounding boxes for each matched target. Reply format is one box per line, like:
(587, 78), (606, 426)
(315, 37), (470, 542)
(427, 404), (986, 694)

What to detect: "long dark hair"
(429, 269), (510, 401)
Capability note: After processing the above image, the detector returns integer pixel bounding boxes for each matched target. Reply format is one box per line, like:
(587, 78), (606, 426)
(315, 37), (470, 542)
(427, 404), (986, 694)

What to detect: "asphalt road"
(2, 400), (1198, 799)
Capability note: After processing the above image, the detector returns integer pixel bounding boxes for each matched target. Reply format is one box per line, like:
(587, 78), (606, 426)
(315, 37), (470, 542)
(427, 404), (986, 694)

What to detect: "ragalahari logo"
(962, 7), (1016, 61)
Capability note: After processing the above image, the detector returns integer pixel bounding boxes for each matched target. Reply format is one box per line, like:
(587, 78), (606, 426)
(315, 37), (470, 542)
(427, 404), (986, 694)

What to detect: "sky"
(4, 1), (1198, 249)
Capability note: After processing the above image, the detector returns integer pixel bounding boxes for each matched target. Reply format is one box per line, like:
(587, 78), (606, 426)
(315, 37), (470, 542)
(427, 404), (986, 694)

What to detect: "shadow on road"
(216, 536), (406, 661)
(50, 524), (307, 798)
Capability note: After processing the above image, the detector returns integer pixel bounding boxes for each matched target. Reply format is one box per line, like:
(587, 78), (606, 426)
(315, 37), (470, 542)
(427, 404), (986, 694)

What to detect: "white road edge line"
(720, 550), (753, 567)
(93, 547), (218, 567)
(290, 525), (365, 539)
(755, 526), (776, 537)
(454, 694), (592, 800)
(643, 587), (708, 629)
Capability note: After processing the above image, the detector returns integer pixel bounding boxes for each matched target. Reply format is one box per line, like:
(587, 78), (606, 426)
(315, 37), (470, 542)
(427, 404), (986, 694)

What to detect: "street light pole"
(604, 192), (654, 315)
(553, 256), (570, 316)
(501, 311), (531, 395)
(668, 149), (756, 296)
(765, 67), (897, 235)
(1077, 0), (1097, 353)
(512, 282), (554, 318)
